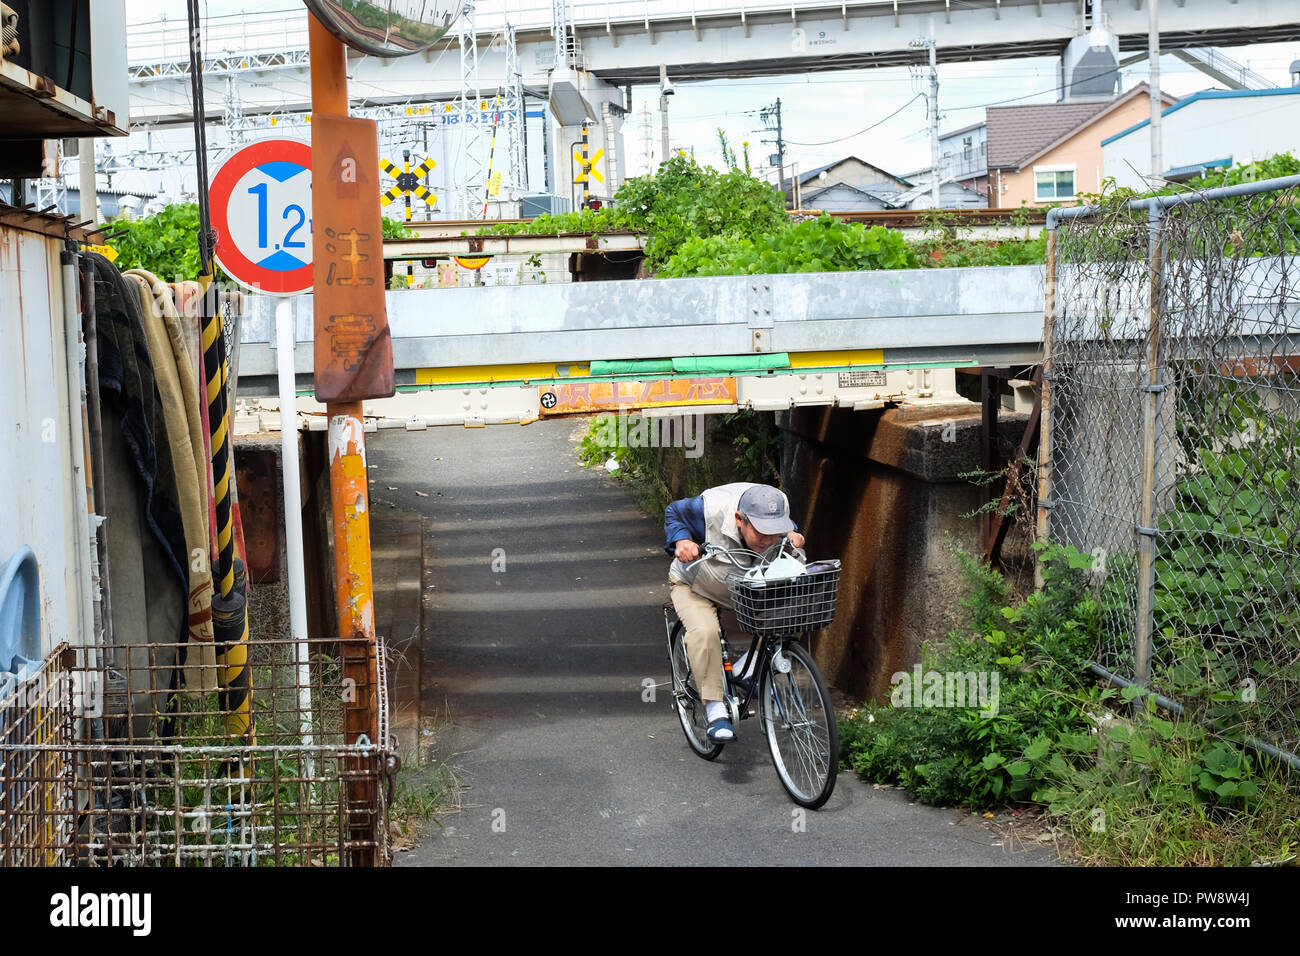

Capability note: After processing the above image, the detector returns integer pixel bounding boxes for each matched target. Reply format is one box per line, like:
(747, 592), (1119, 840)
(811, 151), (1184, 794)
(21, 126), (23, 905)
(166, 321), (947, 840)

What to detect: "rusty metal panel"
(538, 377), (738, 416)
(233, 447), (281, 583)
(310, 113), (395, 403)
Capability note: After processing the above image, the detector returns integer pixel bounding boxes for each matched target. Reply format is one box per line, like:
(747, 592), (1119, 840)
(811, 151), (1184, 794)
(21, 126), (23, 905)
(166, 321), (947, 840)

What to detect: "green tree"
(102, 203), (228, 281)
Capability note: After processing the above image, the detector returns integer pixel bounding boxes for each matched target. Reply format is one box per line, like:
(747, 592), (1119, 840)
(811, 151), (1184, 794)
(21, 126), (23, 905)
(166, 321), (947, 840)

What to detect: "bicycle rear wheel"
(760, 641), (838, 808)
(668, 621), (722, 760)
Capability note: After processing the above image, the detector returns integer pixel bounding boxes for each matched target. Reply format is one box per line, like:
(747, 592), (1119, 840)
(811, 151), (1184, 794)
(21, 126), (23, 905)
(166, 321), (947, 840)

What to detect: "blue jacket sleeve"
(664, 495), (705, 555)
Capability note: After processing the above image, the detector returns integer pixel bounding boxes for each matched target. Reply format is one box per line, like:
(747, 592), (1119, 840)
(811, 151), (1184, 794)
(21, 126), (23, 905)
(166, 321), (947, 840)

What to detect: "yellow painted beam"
(788, 349), (884, 368)
(416, 352), (890, 388)
(415, 362), (590, 385)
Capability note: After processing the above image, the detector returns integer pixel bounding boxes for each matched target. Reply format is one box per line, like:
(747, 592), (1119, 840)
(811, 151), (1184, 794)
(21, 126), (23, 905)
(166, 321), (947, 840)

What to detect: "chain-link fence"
(1041, 174), (1300, 762)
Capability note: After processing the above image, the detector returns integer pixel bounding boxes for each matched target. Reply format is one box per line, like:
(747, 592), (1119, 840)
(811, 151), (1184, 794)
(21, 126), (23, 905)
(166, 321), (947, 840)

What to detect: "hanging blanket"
(88, 253), (188, 737)
(124, 269), (218, 694)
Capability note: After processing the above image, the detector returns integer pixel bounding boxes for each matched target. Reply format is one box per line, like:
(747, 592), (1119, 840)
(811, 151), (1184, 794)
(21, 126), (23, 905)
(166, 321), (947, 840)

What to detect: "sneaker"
(729, 674), (756, 697)
(707, 717), (736, 742)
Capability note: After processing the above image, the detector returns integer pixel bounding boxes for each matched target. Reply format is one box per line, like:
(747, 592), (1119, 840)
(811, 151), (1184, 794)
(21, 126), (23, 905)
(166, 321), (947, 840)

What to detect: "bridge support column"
(779, 402), (1031, 704)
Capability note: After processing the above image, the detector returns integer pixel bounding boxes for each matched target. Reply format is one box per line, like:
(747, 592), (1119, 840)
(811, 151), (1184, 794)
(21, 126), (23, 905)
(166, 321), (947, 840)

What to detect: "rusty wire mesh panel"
(0, 646), (77, 866)
(1047, 178), (1300, 757)
(1, 636), (392, 866)
(67, 743), (387, 867)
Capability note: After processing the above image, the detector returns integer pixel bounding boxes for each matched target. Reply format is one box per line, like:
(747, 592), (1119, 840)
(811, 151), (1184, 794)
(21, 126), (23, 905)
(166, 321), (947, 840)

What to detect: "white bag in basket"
(742, 555), (807, 585)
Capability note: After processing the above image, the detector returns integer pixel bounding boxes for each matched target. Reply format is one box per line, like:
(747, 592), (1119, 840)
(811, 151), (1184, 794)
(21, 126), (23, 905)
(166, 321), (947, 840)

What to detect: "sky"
(118, 2), (1300, 196)
(623, 44), (1300, 182)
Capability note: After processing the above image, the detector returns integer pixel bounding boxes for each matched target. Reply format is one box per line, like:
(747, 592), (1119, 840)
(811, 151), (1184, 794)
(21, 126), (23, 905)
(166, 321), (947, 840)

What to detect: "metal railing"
(126, 0), (913, 64)
(1040, 173), (1300, 763)
(1172, 47), (1279, 91)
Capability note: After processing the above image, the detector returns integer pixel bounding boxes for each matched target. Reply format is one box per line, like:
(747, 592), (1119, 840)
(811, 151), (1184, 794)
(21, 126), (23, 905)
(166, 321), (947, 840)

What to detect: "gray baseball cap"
(738, 485), (795, 534)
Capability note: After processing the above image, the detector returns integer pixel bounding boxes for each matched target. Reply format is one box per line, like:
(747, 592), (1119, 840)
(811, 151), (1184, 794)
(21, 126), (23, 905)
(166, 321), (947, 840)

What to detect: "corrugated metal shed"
(0, 205), (104, 655)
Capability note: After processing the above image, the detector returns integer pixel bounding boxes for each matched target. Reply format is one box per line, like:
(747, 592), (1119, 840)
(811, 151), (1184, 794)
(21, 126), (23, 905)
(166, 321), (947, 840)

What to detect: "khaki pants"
(670, 580), (727, 703)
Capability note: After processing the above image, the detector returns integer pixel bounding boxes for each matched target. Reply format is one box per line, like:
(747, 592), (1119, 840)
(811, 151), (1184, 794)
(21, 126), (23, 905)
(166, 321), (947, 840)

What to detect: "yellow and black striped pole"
(581, 122), (590, 210)
(480, 92), (503, 218)
(572, 128), (604, 210)
(202, 293), (254, 757)
(188, 0), (254, 767)
(403, 151), (412, 222)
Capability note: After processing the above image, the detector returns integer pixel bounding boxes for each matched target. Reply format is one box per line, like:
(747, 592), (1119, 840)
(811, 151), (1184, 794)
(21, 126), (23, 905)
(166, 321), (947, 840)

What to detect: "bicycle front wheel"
(760, 641), (838, 809)
(668, 621), (722, 760)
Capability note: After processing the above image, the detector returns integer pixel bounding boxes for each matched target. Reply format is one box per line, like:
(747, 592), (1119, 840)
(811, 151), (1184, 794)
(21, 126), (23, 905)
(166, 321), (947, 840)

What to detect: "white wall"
(1106, 92), (1300, 190)
(0, 228), (92, 656)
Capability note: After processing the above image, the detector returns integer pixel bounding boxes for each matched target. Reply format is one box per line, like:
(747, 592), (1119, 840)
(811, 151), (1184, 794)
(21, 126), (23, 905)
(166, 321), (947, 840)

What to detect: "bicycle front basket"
(727, 560), (841, 638)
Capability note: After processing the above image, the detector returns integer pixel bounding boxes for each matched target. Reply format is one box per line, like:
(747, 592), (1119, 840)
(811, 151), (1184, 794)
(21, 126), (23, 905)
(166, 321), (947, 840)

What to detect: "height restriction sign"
(210, 139), (314, 296)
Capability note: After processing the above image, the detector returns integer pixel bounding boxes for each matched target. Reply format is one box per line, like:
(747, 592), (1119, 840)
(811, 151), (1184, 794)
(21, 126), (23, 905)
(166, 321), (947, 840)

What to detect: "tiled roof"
(987, 84), (1170, 171)
(986, 101), (1110, 170)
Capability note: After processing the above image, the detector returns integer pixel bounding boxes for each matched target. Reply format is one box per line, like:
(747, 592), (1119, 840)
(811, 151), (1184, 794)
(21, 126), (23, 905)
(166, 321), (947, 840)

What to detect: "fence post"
(1134, 205), (1165, 698)
(1034, 224), (1058, 590)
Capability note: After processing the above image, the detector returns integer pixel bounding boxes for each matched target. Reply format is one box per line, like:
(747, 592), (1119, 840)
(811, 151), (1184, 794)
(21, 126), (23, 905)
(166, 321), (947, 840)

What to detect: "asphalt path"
(370, 421), (1056, 867)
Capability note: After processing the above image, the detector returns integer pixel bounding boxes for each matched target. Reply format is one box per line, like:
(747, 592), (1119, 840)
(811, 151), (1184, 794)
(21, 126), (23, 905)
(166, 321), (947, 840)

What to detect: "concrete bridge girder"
(575, 0), (1300, 83)
(234, 263), (1050, 402)
(126, 0), (1300, 127)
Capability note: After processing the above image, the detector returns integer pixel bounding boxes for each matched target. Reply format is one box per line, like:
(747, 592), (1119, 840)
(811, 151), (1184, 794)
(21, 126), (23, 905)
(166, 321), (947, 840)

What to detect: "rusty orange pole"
(309, 14), (380, 865)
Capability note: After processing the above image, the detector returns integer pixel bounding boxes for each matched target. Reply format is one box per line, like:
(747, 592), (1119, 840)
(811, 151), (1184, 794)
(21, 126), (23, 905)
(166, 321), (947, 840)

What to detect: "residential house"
(782, 156), (911, 206)
(986, 83), (1176, 207)
(902, 123), (989, 197)
(940, 122), (989, 196)
(1103, 86), (1300, 190)
(871, 179), (988, 210)
(798, 182), (895, 212)
(801, 178), (987, 212)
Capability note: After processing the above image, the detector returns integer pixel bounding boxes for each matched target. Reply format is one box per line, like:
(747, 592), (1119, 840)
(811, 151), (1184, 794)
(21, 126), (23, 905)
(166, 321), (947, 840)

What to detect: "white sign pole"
(275, 296), (315, 761)
(213, 139), (316, 763)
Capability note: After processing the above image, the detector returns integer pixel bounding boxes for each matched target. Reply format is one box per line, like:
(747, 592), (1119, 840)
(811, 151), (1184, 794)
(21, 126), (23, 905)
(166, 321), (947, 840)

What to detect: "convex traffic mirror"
(304, 0), (463, 57)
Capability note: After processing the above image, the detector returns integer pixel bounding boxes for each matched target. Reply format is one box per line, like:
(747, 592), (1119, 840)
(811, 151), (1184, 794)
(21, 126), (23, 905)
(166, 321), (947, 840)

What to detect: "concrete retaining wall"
(781, 403), (1028, 703)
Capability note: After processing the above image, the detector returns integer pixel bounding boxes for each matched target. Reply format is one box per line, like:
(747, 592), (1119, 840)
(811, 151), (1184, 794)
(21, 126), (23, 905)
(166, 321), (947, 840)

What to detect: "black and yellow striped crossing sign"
(573, 123), (603, 211)
(380, 149), (437, 221)
(573, 147), (604, 185)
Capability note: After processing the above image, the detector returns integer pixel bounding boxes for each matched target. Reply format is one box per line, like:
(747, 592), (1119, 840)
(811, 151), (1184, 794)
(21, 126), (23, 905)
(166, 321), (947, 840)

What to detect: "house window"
(1034, 165), (1076, 201)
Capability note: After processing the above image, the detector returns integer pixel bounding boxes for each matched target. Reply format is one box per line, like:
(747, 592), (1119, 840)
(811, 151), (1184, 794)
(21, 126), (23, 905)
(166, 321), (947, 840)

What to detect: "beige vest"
(669, 482), (792, 607)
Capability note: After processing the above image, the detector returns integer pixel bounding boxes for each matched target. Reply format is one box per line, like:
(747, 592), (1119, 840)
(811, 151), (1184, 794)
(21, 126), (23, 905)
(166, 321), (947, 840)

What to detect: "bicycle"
(664, 540), (841, 809)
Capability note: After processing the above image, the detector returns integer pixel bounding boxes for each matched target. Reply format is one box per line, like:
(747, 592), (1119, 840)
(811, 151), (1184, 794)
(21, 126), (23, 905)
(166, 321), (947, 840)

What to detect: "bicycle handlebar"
(682, 537), (799, 570)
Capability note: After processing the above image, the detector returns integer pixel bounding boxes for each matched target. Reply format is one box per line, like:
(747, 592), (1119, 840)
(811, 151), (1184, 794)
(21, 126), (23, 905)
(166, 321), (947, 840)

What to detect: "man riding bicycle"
(665, 483), (805, 743)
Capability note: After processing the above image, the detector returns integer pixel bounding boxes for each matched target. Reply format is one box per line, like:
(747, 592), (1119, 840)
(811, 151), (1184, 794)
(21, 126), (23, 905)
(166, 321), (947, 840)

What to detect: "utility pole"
(640, 102), (654, 174)
(911, 37), (941, 209)
(928, 41), (940, 209)
(1148, 0), (1163, 180)
(659, 64), (673, 165)
(759, 98), (786, 202)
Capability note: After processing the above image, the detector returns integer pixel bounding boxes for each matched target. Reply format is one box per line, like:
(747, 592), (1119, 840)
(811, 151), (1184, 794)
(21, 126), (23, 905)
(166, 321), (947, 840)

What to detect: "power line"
(785, 94), (923, 146)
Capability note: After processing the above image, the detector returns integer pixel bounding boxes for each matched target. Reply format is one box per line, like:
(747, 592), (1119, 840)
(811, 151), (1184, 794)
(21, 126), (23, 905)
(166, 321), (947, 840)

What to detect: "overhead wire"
(784, 94), (924, 146)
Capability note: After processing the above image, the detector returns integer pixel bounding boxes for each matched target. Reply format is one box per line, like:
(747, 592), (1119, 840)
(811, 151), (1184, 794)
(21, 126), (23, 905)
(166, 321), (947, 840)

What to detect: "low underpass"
(370, 420), (1056, 866)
